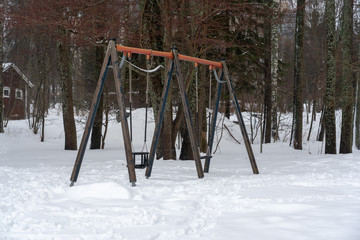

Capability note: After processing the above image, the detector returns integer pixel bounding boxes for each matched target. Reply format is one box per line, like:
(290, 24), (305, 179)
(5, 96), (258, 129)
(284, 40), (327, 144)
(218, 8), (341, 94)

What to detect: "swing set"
(70, 39), (259, 187)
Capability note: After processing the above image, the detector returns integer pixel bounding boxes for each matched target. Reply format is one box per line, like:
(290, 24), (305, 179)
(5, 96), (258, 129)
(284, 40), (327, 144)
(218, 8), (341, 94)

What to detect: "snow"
(2, 63), (11, 70)
(0, 107), (360, 240)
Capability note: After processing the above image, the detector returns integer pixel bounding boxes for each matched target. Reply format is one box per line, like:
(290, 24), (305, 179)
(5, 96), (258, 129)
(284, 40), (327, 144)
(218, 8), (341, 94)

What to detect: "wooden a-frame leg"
(109, 40), (137, 185)
(204, 70), (223, 173)
(70, 42), (112, 186)
(221, 61), (259, 174)
(172, 48), (204, 179)
(145, 61), (175, 178)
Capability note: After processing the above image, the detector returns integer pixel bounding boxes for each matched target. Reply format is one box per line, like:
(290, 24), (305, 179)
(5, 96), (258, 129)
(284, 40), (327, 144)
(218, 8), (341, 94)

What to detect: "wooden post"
(70, 42), (112, 186)
(172, 48), (204, 179)
(221, 61), (259, 174)
(110, 40), (137, 185)
(145, 61), (175, 178)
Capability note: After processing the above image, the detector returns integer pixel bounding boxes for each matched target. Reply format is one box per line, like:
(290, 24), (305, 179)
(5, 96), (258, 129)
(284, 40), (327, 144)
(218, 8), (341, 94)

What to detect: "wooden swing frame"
(70, 39), (259, 187)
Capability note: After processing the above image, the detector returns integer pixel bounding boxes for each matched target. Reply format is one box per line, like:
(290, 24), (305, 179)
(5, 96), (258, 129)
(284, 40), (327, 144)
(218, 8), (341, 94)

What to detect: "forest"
(0, 0), (359, 156)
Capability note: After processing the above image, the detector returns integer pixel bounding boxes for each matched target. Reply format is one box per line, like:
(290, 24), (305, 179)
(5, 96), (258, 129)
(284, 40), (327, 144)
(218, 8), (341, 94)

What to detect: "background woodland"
(0, 0), (359, 157)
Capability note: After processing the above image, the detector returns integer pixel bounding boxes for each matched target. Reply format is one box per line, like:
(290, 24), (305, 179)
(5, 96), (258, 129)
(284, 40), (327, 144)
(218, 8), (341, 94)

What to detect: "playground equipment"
(70, 39), (259, 187)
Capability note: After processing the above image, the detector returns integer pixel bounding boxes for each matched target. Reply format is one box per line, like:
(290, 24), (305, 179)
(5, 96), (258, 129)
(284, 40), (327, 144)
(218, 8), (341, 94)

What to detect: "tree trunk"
(161, 0), (176, 160)
(355, 73), (360, 149)
(179, 119), (193, 160)
(180, 69), (197, 160)
(58, 28), (77, 150)
(271, 0), (280, 142)
(225, 93), (230, 119)
(199, 65), (208, 153)
(339, 0), (354, 154)
(264, 4), (272, 144)
(40, 51), (47, 142)
(161, 83), (176, 159)
(90, 45), (105, 149)
(292, 0), (305, 150)
(90, 95), (103, 149)
(307, 100), (316, 141)
(324, 0), (336, 154)
(101, 86), (110, 149)
(317, 104), (325, 141)
(0, 12), (4, 133)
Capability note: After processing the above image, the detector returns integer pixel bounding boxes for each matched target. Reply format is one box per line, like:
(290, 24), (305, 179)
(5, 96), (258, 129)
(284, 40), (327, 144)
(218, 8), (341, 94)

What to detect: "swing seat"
(133, 152), (149, 169)
(200, 155), (212, 160)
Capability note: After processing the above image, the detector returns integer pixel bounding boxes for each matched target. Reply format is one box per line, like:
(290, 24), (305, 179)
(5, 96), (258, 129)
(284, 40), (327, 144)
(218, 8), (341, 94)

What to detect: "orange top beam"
(116, 45), (173, 59)
(116, 44), (222, 69)
(178, 54), (222, 69)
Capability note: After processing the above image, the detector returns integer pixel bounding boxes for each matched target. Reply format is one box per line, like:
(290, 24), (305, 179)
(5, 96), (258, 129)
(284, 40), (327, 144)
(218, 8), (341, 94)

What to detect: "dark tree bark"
(90, 45), (105, 149)
(179, 119), (193, 160)
(0, 6), (4, 134)
(58, 28), (77, 150)
(90, 95), (103, 149)
(225, 93), (231, 119)
(317, 104), (325, 141)
(324, 0), (336, 154)
(339, 0), (354, 154)
(180, 68), (197, 160)
(199, 65), (208, 153)
(39, 50), (47, 142)
(355, 73), (360, 149)
(292, 0), (305, 150)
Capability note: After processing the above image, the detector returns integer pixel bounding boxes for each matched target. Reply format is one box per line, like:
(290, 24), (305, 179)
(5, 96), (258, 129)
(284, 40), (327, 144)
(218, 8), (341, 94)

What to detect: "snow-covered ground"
(0, 107), (359, 240)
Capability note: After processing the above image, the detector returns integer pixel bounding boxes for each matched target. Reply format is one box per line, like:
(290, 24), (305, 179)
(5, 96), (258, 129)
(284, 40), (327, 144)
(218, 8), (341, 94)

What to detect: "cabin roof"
(2, 63), (34, 88)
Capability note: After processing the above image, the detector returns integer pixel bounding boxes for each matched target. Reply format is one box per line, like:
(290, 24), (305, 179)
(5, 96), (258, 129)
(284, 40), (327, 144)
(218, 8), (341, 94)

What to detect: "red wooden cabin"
(2, 63), (33, 120)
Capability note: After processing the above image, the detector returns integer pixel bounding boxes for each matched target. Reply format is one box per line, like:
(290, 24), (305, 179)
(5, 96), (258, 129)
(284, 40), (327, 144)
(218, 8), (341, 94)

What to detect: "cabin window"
(15, 89), (23, 100)
(3, 87), (10, 98)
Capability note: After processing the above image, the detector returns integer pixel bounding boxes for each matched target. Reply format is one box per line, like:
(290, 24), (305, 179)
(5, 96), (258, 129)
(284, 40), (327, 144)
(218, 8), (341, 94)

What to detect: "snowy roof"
(2, 62), (34, 88)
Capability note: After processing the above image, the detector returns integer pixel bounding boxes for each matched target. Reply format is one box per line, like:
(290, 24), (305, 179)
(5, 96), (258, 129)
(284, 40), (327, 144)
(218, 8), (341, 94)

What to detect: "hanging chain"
(195, 64), (199, 114)
(128, 56), (133, 145)
(142, 55), (151, 152)
(209, 67), (212, 112)
(129, 63), (132, 104)
(146, 57), (150, 105)
(207, 67), (212, 155)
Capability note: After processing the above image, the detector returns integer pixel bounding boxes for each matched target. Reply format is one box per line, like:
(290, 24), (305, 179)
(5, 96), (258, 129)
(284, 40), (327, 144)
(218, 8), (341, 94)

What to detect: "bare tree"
(339, 0), (354, 154)
(9, 0), (132, 149)
(324, 0), (336, 154)
(271, 0), (280, 142)
(0, 2), (5, 133)
(291, 0), (305, 150)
